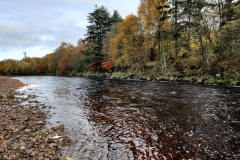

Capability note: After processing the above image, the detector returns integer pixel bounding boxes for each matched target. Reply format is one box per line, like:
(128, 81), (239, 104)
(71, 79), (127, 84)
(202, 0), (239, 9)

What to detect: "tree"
(0, 61), (4, 75)
(2, 59), (17, 75)
(111, 10), (123, 23)
(102, 24), (120, 57)
(101, 59), (114, 70)
(58, 58), (67, 75)
(107, 14), (149, 71)
(83, 6), (123, 72)
(215, 2), (240, 76)
(171, 0), (181, 58)
(138, 0), (170, 70)
(37, 64), (44, 74)
(221, 0), (235, 27)
(74, 39), (87, 72)
(83, 5), (112, 71)
(18, 60), (31, 75)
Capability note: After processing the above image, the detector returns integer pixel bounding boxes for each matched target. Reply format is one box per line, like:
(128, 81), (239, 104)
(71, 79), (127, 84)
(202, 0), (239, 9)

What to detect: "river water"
(14, 76), (240, 159)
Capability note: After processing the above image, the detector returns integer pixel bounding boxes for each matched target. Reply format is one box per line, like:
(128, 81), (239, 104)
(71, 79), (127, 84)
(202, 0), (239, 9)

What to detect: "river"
(14, 76), (240, 159)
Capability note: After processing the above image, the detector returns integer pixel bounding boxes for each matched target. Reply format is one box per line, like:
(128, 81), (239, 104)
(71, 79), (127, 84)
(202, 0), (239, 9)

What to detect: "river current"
(14, 76), (240, 159)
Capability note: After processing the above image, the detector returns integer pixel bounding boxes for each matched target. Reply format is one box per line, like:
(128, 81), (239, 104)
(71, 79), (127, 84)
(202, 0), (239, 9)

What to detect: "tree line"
(0, 1), (239, 85)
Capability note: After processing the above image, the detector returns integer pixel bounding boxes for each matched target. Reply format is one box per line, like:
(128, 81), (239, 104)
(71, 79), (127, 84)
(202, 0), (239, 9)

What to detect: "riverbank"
(0, 77), (73, 159)
(72, 71), (240, 86)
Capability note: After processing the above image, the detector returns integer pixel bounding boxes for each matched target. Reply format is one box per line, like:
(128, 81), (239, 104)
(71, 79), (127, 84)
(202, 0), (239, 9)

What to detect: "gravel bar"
(0, 77), (73, 160)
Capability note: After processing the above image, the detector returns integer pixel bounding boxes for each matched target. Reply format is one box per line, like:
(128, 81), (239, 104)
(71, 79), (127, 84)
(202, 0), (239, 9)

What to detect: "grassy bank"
(75, 71), (240, 86)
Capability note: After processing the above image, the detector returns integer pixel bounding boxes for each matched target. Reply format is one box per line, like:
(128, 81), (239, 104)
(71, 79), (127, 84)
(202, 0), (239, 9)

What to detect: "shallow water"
(14, 76), (240, 159)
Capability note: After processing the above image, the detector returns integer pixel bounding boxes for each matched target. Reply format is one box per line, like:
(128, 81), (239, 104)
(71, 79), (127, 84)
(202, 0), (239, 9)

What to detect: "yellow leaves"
(190, 36), (200, 53)
(107, 14), (142, 68)
(118, 14), (140, 35)
(138, 0), (168, 30)
(108, 33), (123, 61)
(105, 13), (151, 71)
(145, 61), (161, 68)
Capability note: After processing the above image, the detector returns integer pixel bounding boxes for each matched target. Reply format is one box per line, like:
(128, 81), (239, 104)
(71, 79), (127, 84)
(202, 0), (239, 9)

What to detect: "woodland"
(0, 0), (240, 85)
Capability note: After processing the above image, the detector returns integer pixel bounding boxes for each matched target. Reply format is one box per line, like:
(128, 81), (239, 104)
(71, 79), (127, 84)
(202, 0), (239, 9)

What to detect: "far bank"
(63, 71), (240, 86)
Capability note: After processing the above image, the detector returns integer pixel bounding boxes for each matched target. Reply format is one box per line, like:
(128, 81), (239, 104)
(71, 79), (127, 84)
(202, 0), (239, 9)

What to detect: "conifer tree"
(111, 10), (123, 23)
(83, 6), (122, 71)
(83, 5), (111, 71)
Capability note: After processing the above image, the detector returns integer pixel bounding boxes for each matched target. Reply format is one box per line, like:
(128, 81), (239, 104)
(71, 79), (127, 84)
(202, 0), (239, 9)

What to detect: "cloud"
(0, 0), (139, 61)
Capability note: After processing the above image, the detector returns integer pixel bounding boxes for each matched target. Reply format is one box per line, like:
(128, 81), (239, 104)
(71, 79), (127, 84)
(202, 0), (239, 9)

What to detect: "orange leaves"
(88, 62), (96, 72)
(58, 58), (67, 75)
(88, 62), (100, 72)
(88, 60), (114, 71)
(37, 64), (44, 74)
(101, 60), (114, 70)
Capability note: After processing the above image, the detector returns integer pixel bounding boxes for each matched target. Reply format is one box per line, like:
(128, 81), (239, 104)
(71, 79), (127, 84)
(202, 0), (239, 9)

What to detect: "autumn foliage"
(101, 60), (114, 71)
(58, 58), (67, 75)
(88, 62), (99, 72)
(0, 2), (239, 84)
(37, 64), (44, 74)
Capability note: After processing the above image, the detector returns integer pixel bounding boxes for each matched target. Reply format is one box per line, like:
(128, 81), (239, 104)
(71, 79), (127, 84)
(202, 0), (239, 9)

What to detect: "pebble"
(0, 78), (73, 159)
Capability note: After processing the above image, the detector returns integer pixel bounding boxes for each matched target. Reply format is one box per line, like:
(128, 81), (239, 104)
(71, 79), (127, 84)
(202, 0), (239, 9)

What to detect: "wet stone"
(0, 78), (73, 159)
(24, 129), (32, 133)
(20, 146), (26, 150)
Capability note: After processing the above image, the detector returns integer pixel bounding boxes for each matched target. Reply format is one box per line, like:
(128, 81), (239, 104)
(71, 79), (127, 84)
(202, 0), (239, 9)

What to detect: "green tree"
(170, 0), (182, 58)
(83, 5), (112, 71)
(111, 10), (123, 23)
(215, 1), (240, 77)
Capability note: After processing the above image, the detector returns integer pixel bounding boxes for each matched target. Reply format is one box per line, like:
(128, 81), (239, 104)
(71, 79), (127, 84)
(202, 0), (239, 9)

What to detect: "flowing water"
(14, 76), (240, 159)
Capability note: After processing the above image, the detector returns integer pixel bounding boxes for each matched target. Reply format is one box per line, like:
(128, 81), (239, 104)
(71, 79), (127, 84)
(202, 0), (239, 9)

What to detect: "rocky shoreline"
(0, 77), (73, 160)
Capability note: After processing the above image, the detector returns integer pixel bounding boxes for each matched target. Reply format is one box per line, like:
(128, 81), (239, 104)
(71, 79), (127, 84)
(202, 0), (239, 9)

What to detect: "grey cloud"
(0, 0), (139, 60)
(0, 24), (38, 46)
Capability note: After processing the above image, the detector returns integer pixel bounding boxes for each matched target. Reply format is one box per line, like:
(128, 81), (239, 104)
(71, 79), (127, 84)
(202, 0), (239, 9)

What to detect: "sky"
(0, 0), (140, 61)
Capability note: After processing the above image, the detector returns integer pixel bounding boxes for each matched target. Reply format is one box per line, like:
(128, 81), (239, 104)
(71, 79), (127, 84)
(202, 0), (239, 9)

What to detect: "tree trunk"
(173, 0), (179, 59)
(161, 29), (167, 70)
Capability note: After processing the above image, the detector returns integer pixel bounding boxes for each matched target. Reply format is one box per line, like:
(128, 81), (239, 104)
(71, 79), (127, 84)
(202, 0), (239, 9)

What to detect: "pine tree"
(111, 10), (123, 23)
(83, 5), (112, 71)
(83, 6), (123, 71)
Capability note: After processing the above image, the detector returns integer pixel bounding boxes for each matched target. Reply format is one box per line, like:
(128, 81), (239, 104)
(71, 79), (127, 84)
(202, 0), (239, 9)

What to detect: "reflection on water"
(14, 76), (240, 159)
